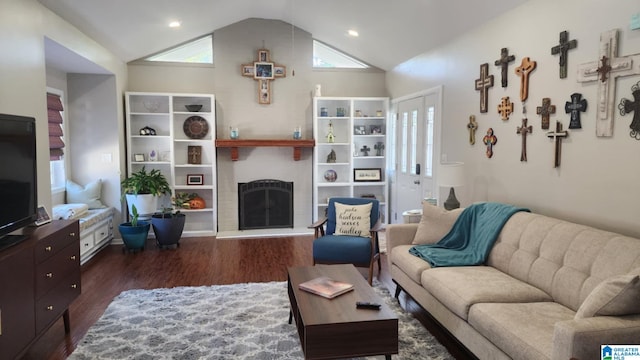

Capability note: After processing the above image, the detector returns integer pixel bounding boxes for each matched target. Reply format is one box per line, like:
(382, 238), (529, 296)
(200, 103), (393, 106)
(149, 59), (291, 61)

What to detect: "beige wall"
(128, 18), (387, 230)
(0, 0), (126, 214)
(387, 0), (640, 237)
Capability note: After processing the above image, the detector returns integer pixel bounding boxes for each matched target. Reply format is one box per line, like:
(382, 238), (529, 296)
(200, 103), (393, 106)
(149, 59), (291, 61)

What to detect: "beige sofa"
(387, 203), (640, 360)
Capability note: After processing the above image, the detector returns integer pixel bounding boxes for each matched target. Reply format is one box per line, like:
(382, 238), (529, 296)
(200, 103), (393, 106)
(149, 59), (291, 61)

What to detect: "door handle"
(416, 163), (421, 175)
(414, 180), (421, 185)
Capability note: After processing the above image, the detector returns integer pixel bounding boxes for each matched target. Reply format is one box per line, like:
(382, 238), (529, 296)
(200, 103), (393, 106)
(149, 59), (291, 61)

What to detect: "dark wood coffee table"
(287, 264), (398, 359)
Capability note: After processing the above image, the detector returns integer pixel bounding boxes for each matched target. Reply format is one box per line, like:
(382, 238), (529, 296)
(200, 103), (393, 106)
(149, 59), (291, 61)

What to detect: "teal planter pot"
(119, 220), (151, 252)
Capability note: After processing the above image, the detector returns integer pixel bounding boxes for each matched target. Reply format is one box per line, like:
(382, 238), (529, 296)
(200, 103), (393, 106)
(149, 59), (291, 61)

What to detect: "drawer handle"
(46, 305), (54, 311)
(46, 272), (53, 278)
(71, 284), (77, 289)
(70, 255), (77, 260)
(45, 246), (53, 252)
(69, 232), (76, 237)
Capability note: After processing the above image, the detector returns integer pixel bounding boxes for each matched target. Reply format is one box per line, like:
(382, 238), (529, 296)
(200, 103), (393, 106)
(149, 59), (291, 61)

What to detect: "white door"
(392, 92), (438, 223)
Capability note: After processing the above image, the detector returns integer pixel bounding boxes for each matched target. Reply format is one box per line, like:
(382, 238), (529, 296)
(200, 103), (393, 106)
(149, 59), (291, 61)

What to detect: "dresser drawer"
(35, 271), (81, 333)
(35, 243), (80, 297)
(34, 222), (79, 263)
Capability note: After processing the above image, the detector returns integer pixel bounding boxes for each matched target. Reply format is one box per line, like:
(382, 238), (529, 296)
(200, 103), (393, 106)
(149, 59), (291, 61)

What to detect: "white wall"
(387, 0), (640, 237)
(128, 18), (387, 231)
(0, 0), (126, 215)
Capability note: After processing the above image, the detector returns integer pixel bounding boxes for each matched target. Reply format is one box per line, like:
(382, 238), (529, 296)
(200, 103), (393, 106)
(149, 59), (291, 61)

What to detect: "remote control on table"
(356, 301), (381, 310)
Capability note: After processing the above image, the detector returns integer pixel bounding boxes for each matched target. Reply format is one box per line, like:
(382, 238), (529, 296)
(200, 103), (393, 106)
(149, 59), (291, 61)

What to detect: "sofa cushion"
(469, 302), (575, 360)
(390, 245), (432, 284)
(575, 270), (640, 319)
(421, 266), (553, 320)
(334, 201), (371, 238)
(412, 202), (462, 245)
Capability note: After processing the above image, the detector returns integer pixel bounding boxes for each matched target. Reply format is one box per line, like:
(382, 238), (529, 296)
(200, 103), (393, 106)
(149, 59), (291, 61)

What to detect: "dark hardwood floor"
(21, 235), (474, 360)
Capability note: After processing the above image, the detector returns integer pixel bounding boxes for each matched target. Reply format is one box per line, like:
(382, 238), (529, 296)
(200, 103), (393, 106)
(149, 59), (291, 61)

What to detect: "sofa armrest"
(552, 314), (640, 360)
(386, 223), (418, 251)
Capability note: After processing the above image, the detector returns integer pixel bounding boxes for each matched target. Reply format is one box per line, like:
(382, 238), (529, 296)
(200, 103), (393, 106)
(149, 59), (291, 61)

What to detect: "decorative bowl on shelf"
(185, 104), (202, 112)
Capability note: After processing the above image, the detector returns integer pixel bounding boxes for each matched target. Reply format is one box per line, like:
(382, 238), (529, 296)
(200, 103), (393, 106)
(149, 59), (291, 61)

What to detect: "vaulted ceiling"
(38, 0), (529, 71)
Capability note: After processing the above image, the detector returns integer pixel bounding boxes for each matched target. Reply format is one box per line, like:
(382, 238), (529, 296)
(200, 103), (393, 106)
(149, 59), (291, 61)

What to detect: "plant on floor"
(121, 167), (171, 217)
(119, 204), (151, 252)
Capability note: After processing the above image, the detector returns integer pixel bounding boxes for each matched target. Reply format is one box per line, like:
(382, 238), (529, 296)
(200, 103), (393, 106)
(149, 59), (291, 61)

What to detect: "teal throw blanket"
(409, 202), (529, 267)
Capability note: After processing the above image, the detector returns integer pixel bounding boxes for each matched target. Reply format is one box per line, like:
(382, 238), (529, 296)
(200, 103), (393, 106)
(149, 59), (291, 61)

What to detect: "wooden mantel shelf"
(215, 139), (315, 161)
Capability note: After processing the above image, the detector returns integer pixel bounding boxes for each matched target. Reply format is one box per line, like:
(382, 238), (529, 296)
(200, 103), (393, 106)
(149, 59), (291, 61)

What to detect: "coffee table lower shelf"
(287, 264), (398, 360)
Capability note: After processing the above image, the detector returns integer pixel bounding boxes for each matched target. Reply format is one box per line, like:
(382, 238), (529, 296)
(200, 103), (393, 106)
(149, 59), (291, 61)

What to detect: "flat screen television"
(0, 113), (37, 250)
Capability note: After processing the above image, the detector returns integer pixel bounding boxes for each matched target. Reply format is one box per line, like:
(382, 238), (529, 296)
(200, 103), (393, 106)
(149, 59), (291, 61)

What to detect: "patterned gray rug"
(69, 281), (453, 360)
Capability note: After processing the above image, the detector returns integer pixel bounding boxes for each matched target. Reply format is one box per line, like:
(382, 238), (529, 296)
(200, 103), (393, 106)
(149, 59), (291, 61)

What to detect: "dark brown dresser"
(0, 220), (80, 360)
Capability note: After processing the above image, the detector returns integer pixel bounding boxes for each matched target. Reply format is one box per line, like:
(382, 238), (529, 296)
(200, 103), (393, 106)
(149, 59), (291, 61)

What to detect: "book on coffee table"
(298, 276), (354, 299)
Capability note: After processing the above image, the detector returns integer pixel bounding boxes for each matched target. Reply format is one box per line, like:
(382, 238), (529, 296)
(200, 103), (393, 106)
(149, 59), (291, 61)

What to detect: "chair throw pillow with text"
(334, 202), (372, 238)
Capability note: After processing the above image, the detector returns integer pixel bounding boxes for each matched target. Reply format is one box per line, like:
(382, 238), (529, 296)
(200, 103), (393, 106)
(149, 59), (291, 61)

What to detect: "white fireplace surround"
(216, 146), (314, 238)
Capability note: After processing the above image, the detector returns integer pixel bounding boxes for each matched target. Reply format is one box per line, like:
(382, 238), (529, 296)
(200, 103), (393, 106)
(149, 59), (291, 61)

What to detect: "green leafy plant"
(130, 204), (139, 227)
(121, 167), (171, 197)
(172, 192), (198, 209)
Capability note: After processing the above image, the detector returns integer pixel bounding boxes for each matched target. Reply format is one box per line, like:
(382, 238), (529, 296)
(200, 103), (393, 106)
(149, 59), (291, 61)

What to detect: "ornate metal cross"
(475, 63), (494, 113)
(498, 96), (514, 121)
(494, 47), (515, 88)
(360, 145), (371, 156)
(551, 30), (577, 79)
(515, 57), (536, 102)
(482, 128), (497, 159)
(546, 121), (569, 168)
(577, 29), (640, 137)
(241, 49), (286, 104)
(516, 118), (533, 162)
(536, 98), (556, 130)
(467, 115), (478, 145)
(565, 93), (588, 129)
(618, 81), (640, 140)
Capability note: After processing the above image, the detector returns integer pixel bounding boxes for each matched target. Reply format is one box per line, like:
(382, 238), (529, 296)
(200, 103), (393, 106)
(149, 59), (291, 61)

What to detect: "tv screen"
(0, 114), (37, 248)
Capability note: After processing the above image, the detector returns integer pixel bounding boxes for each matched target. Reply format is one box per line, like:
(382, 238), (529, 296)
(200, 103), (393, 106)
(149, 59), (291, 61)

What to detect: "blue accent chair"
(310, 197), (382, 285)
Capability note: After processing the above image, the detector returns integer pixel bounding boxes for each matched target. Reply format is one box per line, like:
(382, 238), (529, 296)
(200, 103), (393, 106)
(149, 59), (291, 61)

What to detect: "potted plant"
(121, 167), (171, 218)
(118, 204), (151, 252)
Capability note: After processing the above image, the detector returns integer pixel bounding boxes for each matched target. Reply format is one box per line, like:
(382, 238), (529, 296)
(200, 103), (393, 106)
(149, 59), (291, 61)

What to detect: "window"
(425, 106), (435, 177)
(313, 40), (369, 69)
(47, 90), (66, 190)
(144, 35), (213, 64)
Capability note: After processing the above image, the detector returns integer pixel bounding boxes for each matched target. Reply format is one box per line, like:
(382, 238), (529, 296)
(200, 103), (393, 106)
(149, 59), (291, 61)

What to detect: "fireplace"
(238, 179), (293, 230)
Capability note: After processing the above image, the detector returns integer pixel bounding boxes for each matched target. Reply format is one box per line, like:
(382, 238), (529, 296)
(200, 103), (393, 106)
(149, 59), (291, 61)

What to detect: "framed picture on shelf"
(187, 145), (202, 164)
(187, 174), (204, 185)
(134, 154), (145, 162)
(354, 168), (382, 182)
(354, 125), (367, 135)
(369, 125), (383, 134)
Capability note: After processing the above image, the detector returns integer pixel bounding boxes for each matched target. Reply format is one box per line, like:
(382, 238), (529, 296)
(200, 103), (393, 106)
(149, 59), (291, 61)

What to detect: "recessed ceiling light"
(348, 29), (359, 37)
(169, 21), (181, 28)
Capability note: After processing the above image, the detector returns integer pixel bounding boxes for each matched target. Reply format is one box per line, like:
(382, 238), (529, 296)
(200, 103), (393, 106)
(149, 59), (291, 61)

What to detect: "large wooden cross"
(497, 96), (514, 121)
(494, 47), (515, 88)
(565, 93), (588, 129)
(467, 115), (478, 145)
(475, 63), (494, 113)
(516, 118), (532, 162)
(551, 30), (577, 79)
(546, 121), (569, 168)
(241, 49), (286, 104)
(536, 98), (556, 130)
(618, 81), (640, 140)
(515, 57), (536, 102)
(577, 29), (640, 137)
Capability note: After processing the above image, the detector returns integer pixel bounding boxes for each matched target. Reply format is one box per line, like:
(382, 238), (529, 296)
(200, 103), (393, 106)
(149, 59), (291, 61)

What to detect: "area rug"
(69, 281), (453, 360)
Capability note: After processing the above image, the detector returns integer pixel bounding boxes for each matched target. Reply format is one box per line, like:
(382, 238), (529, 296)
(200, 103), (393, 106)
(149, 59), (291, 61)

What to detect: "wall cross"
(482, 128), (497, 158)
(467, 115), (478, 145)
(618, 81), (640, 140)
(577, 29), (640, 137)
(515, 57), (536, 102)
(550, 31), (577, 79)
(494, 47), (515, 88)
(516, 118), (532, 162)
(241, 49), (286, 104)
(546, 121), (569, 168)
(498, 96), (514, 121)
(565, 93), (588, 129)
(536, 98), (556, 130)
(475, 63), (494, 113)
